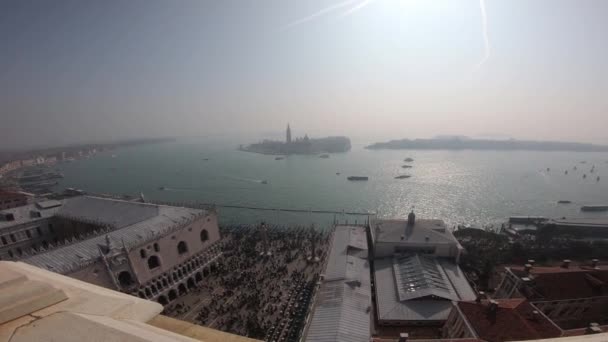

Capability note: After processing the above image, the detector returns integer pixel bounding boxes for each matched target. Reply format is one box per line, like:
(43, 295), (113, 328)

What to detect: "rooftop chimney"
(476, 291), (486, 303)
(407, 210), (416, 226)
(586, 323), (602, 334)
(398, 333), (409, 342)
(592, 259), (599, 269)
(530, 310), (540, 322)
(486, 300), (499, 322)
(562, 259), (571, 269)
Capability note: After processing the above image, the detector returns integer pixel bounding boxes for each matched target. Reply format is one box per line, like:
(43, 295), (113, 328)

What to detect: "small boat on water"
(583, 174), (587, 179)
(598, 176), (601, 182)
(319, 154), (330, 159)
(336, 172), (341, 175)
(546, 167), (550, 172)
(347, 176), (368, 181)
(158, 186), (167, 191)
(275, 157), (284, 160)
(395, 175), (411, 179)
(581, 205), (608, 212)
(564, 170), (568, 175)
(261, 180), (268, 184)
(557, 200), (572, 204)
(202, 158), (209, 161)
(402, 165), (413, 168)
(404, 158), (414, 162)
(581, 161), (587, 164)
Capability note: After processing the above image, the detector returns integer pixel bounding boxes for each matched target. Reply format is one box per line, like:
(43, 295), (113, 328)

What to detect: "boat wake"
(158, 186), (202, 192)
(227, 176), (268, 184)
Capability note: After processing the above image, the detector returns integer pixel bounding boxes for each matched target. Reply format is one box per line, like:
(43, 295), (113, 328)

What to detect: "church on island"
(240, 124), (351, 155)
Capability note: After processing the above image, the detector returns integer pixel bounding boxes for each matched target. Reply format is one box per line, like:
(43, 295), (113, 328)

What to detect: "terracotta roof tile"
(458, 299), (561, 342)
(510, 266), (608, 300)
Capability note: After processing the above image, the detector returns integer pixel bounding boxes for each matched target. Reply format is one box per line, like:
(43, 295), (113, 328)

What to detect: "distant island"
(366, 137), (608, 152)
(240, 124), (351, 155)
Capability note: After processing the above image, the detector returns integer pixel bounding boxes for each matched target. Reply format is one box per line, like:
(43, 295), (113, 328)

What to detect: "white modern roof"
(374, 254), (475, 322)
(393, 253), (458, 301)
(304, 225), (371, 342)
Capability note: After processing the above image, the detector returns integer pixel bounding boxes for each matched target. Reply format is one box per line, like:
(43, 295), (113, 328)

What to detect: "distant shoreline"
(0, 137), (176, 163)
(366, 138), (608, 152)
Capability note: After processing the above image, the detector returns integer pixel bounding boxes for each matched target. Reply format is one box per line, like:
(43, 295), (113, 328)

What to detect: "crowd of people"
(163, 223), (332, 341)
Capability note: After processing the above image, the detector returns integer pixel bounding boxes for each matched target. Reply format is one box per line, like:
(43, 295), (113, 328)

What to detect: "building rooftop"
(510, 266), (608, 300)
(304, 225), (371, 342)
(0, 261), (259, 342)
(374, 219), (458, 245)
(22, 196), (206, 274)
(549, 218), (608, 228)
(374, 255), (475, 322)
(513, 333), (608, 342)
(56, 196), (160, 228)
(457, 299), (562, 342)
(0, 203), (61, 230)
(0, 190), (26, 198)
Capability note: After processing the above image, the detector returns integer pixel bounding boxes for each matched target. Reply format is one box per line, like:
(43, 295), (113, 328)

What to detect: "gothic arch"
(178, 283), (187, 295)
(158, 295), (168, 306)
(117, 271), (134, 287)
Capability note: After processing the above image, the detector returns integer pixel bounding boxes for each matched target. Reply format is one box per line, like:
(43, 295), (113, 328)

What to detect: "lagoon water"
(52, 138), (608, 229)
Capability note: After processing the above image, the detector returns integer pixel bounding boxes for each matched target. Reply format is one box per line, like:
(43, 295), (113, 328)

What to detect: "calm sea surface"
(51, 138), (608, 229)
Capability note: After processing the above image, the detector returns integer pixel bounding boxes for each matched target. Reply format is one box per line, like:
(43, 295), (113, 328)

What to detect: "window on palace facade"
(177, 241), (188, 255)
(148, 255), (161, 269)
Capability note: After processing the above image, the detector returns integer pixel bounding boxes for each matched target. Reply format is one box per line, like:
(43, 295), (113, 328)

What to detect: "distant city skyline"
(2, 0), (608, 149)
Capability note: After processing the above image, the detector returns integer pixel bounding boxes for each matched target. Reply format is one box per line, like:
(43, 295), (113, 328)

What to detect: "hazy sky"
(1, 0), (607, 149)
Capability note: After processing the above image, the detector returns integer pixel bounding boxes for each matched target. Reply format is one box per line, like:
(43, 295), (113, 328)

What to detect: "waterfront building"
(0, 160), (22, 175)
(0, 195), (221, 305)
(494, 261), (608, 331)
(540, 218), (608, 239)
(0, 191), (29, 210)
(371, 211), (475, 327)
(286, 123), (292, 144)
(20, 159), (35, 167)
(303, 225), (372, 342)
(0, 260), (260, 342)
(371, 212), (464, 260)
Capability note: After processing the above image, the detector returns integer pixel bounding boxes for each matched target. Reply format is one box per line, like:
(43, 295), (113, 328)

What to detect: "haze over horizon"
(1, 0), (607, 149)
